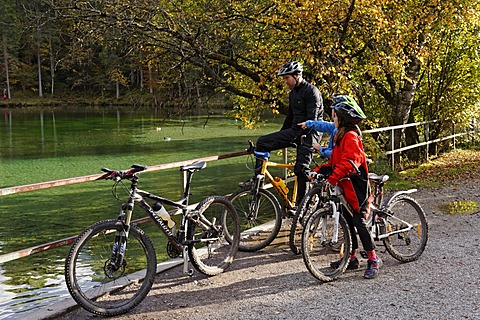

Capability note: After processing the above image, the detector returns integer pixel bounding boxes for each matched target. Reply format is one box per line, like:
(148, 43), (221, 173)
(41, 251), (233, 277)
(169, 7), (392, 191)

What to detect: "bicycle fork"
(246, 174), (264, 221)
(321, 199), (340, 245)
(105, 224), (130, 278)
(107, 204), (133, 275)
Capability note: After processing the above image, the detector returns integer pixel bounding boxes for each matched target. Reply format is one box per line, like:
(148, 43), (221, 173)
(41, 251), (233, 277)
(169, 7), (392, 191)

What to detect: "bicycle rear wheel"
(383, 195), (428, 262)
(228, 187), (282, 252)
(290, 186), (324, 255)
(65, 220), (157, 316)
(301, 207), (351, 282)
(188, 196), (240, 276)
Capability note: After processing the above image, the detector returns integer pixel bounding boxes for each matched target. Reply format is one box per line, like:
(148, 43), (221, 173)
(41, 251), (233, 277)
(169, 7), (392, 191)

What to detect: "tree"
(0, 0), (22, 99)
(36, 0), (480, 150)
(415, 17), (480, 155)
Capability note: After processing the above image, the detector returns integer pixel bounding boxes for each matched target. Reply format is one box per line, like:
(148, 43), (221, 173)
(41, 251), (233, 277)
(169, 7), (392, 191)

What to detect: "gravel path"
(47, 181), (480, 320)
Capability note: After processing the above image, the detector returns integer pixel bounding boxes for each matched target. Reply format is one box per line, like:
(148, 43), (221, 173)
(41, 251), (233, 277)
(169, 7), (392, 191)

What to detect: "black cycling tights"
(343, 207), (375, 252)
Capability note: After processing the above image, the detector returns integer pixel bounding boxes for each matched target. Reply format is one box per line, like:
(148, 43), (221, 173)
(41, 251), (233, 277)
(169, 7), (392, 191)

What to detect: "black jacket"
(281, 80), (323, 130)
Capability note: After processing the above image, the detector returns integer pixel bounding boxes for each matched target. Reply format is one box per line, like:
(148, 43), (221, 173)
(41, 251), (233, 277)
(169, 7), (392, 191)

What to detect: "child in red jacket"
(309, 95), (381, 279)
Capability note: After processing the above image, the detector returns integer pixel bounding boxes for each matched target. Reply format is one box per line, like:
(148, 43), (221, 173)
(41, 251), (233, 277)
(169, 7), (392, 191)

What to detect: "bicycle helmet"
(277, 61), (303, 76)
(331, 95), (366, 125)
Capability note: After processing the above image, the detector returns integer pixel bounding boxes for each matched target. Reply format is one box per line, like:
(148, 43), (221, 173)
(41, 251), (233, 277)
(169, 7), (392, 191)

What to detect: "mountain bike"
(228, 140), (306, 252)
(65, 161), (240, 316)
(289, 155), (380, 255)
(300, 172), (428, 282)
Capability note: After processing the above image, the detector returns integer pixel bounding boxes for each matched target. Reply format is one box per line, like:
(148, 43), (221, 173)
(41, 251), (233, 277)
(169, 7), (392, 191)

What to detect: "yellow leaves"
(400, 149), (480, 186)
(109, 69), (127, 86)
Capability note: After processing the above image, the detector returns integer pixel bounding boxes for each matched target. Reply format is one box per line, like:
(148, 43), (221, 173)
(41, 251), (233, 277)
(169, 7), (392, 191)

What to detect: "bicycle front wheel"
(290, 186), (324, 255)
(188, 196), (240, 276)
(301, 207), (351, 282)
(383, 195), (428, 262)
(65, 220), (157, 316)
(228, 187), (282, 252)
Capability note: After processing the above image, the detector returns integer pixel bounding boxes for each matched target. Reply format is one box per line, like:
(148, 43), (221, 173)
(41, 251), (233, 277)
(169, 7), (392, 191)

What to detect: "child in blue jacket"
(298, 120), (336, 159)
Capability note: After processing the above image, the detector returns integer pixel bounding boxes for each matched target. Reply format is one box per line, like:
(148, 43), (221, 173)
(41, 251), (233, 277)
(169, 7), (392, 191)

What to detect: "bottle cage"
(254, 151), (270, 159)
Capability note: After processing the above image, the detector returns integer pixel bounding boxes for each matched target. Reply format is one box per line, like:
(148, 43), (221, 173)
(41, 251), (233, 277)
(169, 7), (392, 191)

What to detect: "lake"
(0, 106), (288, 319)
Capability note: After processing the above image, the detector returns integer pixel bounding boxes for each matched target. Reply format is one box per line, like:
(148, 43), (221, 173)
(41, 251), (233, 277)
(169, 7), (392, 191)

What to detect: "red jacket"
(314, 130), (369, 213)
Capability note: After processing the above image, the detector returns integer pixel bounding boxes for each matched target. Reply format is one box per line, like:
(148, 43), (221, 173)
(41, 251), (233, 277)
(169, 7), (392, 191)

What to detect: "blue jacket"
(305, 120), (337, 159)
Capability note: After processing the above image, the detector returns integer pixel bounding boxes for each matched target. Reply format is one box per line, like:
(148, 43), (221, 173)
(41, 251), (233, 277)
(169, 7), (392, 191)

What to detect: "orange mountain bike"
(229, 140), (306, 252)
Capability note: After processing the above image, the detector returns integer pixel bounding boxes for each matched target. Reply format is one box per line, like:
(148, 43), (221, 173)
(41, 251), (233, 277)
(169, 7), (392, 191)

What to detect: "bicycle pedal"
(285, 210), (296, 218)
(359, 250), (368, 259)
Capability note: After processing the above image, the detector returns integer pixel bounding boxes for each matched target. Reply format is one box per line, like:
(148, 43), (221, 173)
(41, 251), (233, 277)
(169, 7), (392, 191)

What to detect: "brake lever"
(247, 139), (255, 153)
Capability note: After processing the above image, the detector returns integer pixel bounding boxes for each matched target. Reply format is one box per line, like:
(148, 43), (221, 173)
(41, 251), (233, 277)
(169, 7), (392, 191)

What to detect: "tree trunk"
(49, 37), (55, 96)
(37, 41), (43, 97)
(3, 37), (11, 99)
(148, 66), (153, 94)
(390, 55), (421, 167)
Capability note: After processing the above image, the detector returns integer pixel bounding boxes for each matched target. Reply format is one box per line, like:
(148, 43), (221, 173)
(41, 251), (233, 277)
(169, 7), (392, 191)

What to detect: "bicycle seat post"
(179, 161), (207, 206)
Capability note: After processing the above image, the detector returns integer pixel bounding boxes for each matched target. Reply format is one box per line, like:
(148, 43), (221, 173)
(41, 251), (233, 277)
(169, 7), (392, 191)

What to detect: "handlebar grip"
(96, 168), (117, 180)
(130, 164), (147, 173)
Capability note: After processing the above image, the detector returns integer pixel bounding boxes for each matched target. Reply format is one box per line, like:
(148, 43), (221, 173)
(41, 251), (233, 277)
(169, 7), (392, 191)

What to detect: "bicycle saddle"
(180, 161), (207, 171)
(368, 173), (389, 184)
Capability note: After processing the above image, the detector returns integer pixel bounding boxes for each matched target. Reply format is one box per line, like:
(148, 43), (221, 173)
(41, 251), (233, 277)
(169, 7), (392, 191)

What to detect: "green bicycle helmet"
(277, 61), (303, 76)
(331, 95), (366, 125)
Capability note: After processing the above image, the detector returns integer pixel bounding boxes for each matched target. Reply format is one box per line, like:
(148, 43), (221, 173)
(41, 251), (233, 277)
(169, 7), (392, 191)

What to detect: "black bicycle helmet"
(331, 95), (366, 125)
(277, 61), (303, 76)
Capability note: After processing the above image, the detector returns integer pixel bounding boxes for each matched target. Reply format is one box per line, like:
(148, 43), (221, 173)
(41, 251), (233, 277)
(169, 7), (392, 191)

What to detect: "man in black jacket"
(244, 61), (323, 204)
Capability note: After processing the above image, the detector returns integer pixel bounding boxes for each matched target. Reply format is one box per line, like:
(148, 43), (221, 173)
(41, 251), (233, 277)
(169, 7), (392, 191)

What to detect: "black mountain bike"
(301, 172), (428, 282)
(65, 161), (240, 316)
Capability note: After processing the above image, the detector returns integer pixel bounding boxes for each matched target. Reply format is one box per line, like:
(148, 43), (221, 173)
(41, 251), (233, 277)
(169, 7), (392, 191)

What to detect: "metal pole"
(453, 123), (456, 150)
(425, 123), (429, 161)
(391, 128), (395, 169)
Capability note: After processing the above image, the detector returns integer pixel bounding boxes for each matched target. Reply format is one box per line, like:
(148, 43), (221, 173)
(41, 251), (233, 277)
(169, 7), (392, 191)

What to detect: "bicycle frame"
(258, 157), (298, 211)
(370, 189), (419, 241)
(113, 166), (217, 276)
(323, 180), (419, 243)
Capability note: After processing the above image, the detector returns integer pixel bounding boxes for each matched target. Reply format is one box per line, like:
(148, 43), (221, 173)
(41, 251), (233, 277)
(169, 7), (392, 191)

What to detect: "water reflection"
(1, 111), (13, 159)
(0, 107), (276, 318)
(0, 259), (69, 319)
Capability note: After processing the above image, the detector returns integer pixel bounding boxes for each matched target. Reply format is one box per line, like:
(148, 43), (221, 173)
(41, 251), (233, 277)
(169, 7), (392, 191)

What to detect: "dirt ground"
(45, 172), (480, 320)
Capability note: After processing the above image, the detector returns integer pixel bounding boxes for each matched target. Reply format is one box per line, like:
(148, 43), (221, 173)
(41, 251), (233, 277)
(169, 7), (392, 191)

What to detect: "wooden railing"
(0, 150), (248, 264)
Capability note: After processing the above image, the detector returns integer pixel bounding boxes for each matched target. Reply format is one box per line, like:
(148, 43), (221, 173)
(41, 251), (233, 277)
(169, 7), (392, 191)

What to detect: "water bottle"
(152, 202), (175, 228)
(274, 177), (289, 195)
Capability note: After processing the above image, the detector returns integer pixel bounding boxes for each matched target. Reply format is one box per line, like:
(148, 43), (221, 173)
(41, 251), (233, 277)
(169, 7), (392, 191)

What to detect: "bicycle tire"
(290, 186), (324, 255)
(228, 187), (282, 252)
(188, 196), (240, 276)
(65, 220), (157, 316)
(301, 206), (351, 282)
(383, 195), (428, 262)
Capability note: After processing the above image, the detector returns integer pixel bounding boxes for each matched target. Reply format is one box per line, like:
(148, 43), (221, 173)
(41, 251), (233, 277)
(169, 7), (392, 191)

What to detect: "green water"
(0, 106), (287, 318)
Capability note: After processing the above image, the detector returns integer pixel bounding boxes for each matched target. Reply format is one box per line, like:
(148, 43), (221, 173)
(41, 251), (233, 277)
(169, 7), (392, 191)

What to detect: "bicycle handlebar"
(97, 164), (147, 181)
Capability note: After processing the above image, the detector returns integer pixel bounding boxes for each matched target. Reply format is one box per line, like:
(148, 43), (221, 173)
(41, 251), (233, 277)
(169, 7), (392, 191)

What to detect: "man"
(243, 61), (323, 204)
